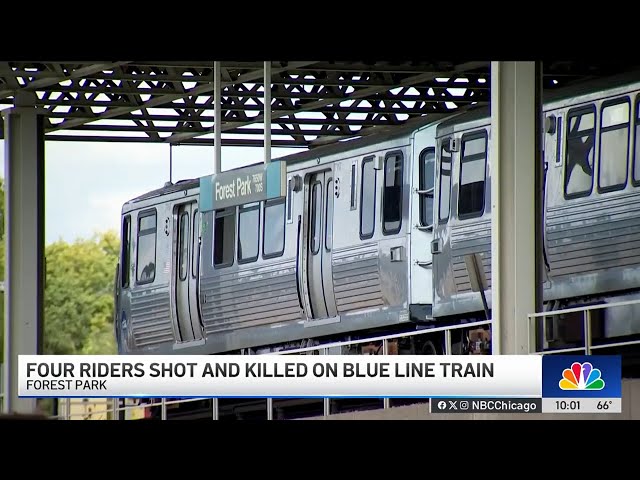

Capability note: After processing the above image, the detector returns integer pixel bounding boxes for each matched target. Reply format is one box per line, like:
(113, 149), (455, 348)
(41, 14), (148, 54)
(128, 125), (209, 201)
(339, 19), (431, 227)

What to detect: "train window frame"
(213, 207), (236, 269)
(262, 197), (286, 259)
(286, 176), (294, 224)
(555, 115), (563, 166)
(135, 208), (157, 286)
(178, 211), (190, 281)
(418, 147), (436, 228)
(325, 177), (334, 251)
(382, 150), (404, 235)
(632, 94), (640, 187)
(438, 137), (453, 224)
(350, 161), (357, 211)
(310, 180), (323, 255)
(191, 209), (199, 279)
(121, 215), (131, 289)
(597, 96), (630, 194)
(457, 130), (488, 220)
(564, 104), (596, 200)
(359, 155), (377, 240)
(237, 202), (261, 265)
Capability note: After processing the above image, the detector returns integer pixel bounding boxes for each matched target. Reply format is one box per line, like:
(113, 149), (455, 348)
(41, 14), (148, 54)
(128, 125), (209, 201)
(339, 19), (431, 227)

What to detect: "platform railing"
(45, 318), (492, 420)
(527, 298), (640, 355)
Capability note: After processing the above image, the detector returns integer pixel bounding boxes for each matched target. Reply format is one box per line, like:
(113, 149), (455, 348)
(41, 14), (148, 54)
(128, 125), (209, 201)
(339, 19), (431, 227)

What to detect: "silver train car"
(114, 114), (453, 357)
(113, 72), (640, 360)
(432, 72), (640, 355)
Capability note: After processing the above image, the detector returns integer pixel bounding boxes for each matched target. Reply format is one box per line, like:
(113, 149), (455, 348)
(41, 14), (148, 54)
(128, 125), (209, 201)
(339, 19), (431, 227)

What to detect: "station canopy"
(0, 60), (637, 149)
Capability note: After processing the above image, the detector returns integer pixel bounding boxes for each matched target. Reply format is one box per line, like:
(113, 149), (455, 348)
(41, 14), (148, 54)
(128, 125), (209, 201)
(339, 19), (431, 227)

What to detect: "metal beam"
(165, 61), (488, 143)
(214, 61), (221, 174)
(47, 61), (321, 133)
(0, 62), (132, 100)
(490, 61), (542, 355)
(2, 94), (45, 414)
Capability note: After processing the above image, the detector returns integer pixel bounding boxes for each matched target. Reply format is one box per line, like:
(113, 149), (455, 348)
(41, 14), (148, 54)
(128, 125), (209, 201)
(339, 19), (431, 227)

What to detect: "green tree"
(0, 176), (119, 361)
(44, 231), (119, 355)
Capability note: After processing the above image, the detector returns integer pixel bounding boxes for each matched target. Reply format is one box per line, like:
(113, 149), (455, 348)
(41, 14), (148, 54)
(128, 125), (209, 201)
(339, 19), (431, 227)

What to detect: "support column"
(490, 62), (543, 355)
(264, 61), (271, 165)
(2, 93), (45, 413)
(213, 61), (222, 174)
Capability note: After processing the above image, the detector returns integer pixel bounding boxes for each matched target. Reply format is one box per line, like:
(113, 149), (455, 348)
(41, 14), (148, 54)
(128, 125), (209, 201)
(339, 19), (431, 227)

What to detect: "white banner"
(18, 354), (542, 398)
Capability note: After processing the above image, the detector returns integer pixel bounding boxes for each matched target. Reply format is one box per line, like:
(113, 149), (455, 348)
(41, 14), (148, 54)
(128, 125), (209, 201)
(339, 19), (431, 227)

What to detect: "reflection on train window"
(438, 139), (452, 222)
(310, 181), (322, 255)
(419, 148), (435, 227)
(136, 210), (157, 284)
(326, 178), (334, 251)
(178, 212), (189, 281)
(383, 152), (403, 234)
(565, 105), (595, 198)
(360, 157), (376, 239)
(214, 208), (236, 268)
(263, 198), (285, 258)
(458, 131), (487, 219)
(121, 215), (131, 288)
(599, 98), (630, 192)
(191, 209), (199, 278)
(238, 203), (260, 263)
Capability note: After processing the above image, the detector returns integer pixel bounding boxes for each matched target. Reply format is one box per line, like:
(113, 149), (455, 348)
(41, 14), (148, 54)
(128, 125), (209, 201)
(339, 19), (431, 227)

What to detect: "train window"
(263, 198), (286, 258)
(238, 203), (260, 264)
(326, 178), (334, 251)
(419, 148), (435, 227)
(286, 177), (294, 223)
(598, 98), (630, 192)
(635, 96), (640, 185)
(438, 139), (452, 223)
(458, 131), (487, 219)
(121, 215), (131, 288)
(555, 116), (563, 165)
(213, 208), (235, 268)
(360, 156), (376, 239)
(136, 210), (156, 284)
(383, 151), (403, 235)
(350, 162), (357, 210)
(178, 212), (189, 281)
(191, 209), (199, 278)
(565, 105), (595, 198)
(310, 181), (322, 254)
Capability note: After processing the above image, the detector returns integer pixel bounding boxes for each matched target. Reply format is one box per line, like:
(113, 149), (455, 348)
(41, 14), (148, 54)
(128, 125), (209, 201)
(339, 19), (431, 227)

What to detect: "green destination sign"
(199, 160), (287, 212)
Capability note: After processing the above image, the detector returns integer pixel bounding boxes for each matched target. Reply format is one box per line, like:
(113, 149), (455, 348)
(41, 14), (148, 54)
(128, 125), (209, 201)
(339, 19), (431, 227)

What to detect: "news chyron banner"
(18, 354), (622, 414)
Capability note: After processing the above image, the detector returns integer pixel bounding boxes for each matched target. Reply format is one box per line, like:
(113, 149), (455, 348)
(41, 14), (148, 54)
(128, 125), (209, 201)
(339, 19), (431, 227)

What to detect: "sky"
(0, 140), (302, 245)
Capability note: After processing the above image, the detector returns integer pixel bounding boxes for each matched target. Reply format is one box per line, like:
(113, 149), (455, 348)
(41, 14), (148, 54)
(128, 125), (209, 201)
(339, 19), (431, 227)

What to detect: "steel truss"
(0, 60), (634, 148)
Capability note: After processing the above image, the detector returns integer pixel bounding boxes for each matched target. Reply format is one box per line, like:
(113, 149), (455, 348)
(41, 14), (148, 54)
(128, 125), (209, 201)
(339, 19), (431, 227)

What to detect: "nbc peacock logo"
(559, 362), (605, 391)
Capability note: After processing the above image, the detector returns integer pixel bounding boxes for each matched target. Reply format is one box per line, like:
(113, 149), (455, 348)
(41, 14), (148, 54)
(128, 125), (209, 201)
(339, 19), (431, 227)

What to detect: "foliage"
(0, 176), (120, 361)
(43, 231), (119, 356)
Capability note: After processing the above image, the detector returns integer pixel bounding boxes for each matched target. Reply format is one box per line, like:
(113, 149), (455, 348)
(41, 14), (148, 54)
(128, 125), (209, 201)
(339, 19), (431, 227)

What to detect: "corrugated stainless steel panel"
(332, 243), (384, 313)
(200, 260), (303, 334)
(546, 191), (640, 279)
(130, 290), (174, 347)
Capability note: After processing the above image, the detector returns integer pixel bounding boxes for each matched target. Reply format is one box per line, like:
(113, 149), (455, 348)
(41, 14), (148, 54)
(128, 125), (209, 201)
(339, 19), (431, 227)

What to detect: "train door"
(305, 169), (338, 320)
(410, 127), (437, 308)
(174, 201), (203, 342)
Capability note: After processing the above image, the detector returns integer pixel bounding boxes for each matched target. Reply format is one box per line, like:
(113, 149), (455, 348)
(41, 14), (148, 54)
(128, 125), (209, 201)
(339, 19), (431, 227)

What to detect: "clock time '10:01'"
(556, 400), (580, 410)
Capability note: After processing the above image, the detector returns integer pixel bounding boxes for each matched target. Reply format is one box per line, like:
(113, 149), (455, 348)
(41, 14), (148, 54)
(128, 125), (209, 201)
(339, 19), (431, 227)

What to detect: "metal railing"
(44, 318), (492, 420)
(527, 297), (640, 355)
(21, 299), (640, 420)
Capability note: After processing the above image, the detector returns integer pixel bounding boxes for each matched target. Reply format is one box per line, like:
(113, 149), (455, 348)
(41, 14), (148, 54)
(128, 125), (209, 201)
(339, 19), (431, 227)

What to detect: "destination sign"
(199, 160), (287, 211)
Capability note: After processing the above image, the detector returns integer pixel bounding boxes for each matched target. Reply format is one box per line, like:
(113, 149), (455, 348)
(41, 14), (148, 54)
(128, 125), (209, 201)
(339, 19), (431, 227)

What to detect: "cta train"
(113, 71), (640, 362)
